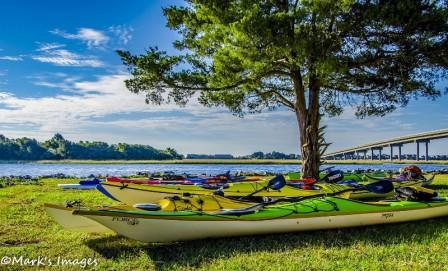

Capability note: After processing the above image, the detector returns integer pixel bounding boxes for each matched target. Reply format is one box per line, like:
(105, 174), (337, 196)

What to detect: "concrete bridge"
(323, 129), (448, 161)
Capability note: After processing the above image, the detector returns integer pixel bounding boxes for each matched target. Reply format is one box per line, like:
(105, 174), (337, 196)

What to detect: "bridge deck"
(323, 128), (448, 157)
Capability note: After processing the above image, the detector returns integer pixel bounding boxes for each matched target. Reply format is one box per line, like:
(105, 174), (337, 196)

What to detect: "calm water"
(0, 163), (447, 177)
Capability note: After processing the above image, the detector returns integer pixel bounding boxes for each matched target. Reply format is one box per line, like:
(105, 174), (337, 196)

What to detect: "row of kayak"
(95, 177), (430, 205)
(56, 169), (387, 190)
(45, 166), (445, 243)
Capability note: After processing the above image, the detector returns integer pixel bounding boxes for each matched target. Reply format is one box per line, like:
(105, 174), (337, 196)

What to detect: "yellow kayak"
(96, 178), (418, 205)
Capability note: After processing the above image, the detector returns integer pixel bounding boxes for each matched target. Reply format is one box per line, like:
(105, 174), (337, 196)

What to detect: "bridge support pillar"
(390, 145), (393, 161)
(370, 149), (374, 160)
(425, 141), (429, 161)
(398, 145), (402, 161)
(416, 141), (420, 161)
(379, 149), (382, 160)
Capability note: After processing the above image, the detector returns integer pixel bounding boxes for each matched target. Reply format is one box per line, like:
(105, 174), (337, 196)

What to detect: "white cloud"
(0, 74), (300, 153)
(32, 48), (103, 67)
(108, 25), (133, 45)
(50, 28), (109, 48)
(0, 56), (23, 61)
(30, 73), (80, 91)
(0, 74), (180, 129)
(36, 42), (66, 52)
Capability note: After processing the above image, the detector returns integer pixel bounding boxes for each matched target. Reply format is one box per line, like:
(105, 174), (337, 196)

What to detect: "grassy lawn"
(1, 176), (448, 270)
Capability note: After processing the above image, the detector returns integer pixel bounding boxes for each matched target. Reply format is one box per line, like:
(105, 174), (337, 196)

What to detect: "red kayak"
(105, 176), (194, 185)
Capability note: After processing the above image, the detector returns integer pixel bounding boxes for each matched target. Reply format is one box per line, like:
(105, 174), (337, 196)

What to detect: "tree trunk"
(296, 109), (320, 178)
(290, 66), (321, 178)
(295, 76), (321, 178)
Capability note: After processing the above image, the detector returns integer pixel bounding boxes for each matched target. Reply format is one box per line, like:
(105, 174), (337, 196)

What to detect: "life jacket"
(399, 165), (423, 180)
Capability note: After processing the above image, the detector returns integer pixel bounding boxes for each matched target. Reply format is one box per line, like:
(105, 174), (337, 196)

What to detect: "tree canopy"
(118, 0), (448, 177)
(0, 134), (183, 160)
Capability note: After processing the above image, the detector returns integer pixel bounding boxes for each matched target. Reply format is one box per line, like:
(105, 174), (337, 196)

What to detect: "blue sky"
(0, 0), (447, 155)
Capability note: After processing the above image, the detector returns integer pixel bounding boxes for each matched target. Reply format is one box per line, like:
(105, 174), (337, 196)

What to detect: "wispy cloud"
(50, 28), (109, 48)
(0, 56), (23, 61)
(49, 25), (134, 50)
(32, 46), (103, 67)
(29, 73), (80, 91)
(0, 70), (7, 86)
(108, 25), (133, 45)
(36, 42), (66, 52)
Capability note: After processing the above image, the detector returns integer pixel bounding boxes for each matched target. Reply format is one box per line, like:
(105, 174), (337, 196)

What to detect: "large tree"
(118, 0), (448, 177)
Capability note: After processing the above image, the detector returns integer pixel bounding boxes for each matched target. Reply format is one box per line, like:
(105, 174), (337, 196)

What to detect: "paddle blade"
(335, 191), (352, 199)
(268, 175), (286, 190)
(319, 166), (335, 173)
(321, 169), (344, 183)
(365, 180), (394, 194)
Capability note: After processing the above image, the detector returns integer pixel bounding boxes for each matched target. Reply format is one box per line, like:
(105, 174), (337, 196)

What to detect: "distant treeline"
(242, 151), (300, 160)
(186, 154), (234, 159)
(187, 151), (300, 160)
(0, 134), (183, 160)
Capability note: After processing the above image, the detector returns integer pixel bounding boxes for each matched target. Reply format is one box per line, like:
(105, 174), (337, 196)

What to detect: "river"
(0, 163), (447, 177)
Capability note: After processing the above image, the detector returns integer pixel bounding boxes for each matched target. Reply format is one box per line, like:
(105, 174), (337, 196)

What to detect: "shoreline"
(0, 159), (446, 165)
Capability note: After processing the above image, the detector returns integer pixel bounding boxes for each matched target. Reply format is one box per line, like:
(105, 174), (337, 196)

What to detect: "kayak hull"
(74, 197), (448, 243)
(44, 204), (112, 233)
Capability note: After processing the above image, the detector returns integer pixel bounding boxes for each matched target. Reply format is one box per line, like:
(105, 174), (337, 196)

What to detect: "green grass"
(2, 176), (448, 270)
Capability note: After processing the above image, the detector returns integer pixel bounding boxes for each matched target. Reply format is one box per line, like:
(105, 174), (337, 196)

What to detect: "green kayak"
(73, 196), (448, 243)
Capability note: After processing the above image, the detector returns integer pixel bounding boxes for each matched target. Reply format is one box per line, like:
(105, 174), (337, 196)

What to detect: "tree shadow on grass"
(85, 217), (448, 270)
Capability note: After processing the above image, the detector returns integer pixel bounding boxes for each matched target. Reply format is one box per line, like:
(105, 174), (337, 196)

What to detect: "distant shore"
(0, 159), (443, 165)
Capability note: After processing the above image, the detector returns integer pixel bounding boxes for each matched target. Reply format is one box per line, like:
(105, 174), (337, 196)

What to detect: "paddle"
(240, 175), (286, 199)
(320, 166), (337, 173)
(215, 179), (395, 216)
(359, 179), (394, 194)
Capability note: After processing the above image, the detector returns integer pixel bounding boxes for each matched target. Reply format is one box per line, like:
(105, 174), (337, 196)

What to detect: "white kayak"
(44, 203), (112, 233)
